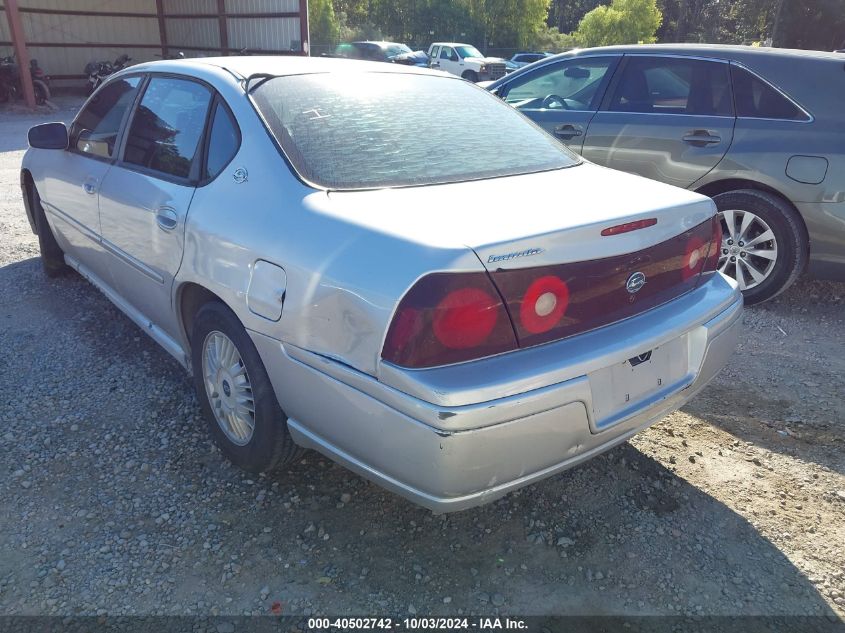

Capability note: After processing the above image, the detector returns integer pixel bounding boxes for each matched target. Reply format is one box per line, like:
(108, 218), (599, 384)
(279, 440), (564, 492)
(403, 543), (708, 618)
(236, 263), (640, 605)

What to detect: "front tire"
(31, 185), (67, 278)
(461, 70), (479, 82)
(712, 189), (807, 305)
(191, 301), (302, 473)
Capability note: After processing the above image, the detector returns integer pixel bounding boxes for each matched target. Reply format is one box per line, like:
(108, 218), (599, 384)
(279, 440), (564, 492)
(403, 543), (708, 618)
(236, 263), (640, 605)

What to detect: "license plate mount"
(588, 335), (690, 431)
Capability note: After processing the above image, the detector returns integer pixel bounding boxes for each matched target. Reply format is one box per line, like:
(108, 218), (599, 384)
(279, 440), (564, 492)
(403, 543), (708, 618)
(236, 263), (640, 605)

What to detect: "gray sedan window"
(251, 73), (579, 190)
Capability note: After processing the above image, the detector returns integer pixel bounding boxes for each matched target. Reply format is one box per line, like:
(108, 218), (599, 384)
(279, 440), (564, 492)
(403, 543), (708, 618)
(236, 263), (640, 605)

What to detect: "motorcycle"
(84, 53), (131, 95)
(0, 55), (50, 105)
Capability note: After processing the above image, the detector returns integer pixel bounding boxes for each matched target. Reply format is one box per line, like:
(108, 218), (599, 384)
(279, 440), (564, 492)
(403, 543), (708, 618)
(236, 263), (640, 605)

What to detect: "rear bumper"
(251, 273), (742, 513)
(797, 199), (845, 281)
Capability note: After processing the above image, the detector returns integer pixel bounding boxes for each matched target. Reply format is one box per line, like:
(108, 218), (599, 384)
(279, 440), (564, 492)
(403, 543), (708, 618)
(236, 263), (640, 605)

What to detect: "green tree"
(548, 0), (604, 34)
(528, 25), (578, 51)
(575, 0), (662, 46)
(310, 0), (340, 45)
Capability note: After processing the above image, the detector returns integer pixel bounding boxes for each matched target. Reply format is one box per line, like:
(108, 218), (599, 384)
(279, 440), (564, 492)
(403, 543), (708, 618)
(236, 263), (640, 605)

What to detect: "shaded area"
(0, 256), (841, 618)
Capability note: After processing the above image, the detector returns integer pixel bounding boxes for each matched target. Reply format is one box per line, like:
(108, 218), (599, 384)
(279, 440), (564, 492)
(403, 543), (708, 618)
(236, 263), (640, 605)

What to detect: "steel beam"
(3, 0), (36, 107)
(299, 0), (310, 56)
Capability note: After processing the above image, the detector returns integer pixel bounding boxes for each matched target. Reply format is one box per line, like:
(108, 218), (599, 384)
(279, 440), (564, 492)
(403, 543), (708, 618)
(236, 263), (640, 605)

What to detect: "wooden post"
(4, 0), (36, 108)
(156, 0), (169, 59)
(217, 0), (229, 55)
(299, 0), (310, 56)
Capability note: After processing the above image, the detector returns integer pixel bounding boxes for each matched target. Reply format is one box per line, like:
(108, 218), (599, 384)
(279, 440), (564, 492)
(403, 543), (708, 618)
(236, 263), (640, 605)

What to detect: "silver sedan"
(21, 57), (742, 512)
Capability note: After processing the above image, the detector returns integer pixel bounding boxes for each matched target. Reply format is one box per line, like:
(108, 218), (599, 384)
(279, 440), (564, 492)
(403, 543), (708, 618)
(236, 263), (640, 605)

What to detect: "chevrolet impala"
(21, 57), (742, 512)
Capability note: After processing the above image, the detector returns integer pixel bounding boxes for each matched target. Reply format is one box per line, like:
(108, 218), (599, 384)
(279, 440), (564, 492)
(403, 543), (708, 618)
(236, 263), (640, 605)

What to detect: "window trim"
(499, 54), (620, 112)
(115, 71), (216, 187)
(68, 72), (147, 164)
(729, 61), (813, 123)
(600, 53), (735, 118)
(197, 95), (242, 187)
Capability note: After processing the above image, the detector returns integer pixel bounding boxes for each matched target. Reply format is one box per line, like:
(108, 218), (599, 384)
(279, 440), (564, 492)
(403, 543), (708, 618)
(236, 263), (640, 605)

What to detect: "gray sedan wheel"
(191, 301), (302, 472)
(712, 189), (807, 305)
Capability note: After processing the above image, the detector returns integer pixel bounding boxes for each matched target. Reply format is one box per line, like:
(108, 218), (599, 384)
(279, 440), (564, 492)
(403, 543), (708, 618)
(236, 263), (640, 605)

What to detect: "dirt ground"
(0, 98), (843, 622)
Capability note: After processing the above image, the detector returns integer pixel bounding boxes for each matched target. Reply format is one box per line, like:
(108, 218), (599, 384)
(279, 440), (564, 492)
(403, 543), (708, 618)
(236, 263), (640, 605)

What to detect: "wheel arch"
(20, 169), (38, 235)
(695, 178), (810, 252)
(176, 282), (229, 351)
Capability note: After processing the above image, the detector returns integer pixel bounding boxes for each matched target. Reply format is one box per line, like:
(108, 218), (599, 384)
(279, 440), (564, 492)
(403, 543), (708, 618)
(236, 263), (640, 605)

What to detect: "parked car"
(332, 41), (414, 63)
(487, 44), (845, 304)
(427, 42), (507, 81)
(508, 51), (553, 70)
(21, 57), (741, 512)
(391, 49), (430, 67)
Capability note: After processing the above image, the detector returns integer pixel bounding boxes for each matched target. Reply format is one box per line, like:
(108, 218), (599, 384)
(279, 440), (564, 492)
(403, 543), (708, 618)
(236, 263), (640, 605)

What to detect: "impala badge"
(487, 247), (544, 264)
(626, 271), (646, 294)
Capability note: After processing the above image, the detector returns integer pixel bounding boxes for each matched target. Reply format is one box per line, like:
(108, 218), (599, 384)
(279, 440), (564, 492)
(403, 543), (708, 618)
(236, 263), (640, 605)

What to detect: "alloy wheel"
(201, 331), (255, 446)
(718, 209), (778, 291)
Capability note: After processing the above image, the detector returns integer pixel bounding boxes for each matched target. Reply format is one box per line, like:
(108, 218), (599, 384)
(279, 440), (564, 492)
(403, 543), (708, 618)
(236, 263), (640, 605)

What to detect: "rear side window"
(731, 65), (808, 121)
(123, 76), (212, 179)
(251, 72), (579, 190)
(204, 102), (240, 181)
(608, 56), (732, 116)
(71, 76), (141, 159)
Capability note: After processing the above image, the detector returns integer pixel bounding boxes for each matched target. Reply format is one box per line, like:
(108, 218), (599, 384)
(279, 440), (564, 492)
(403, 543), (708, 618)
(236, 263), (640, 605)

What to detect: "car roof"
(349, 41), (407, 47)
(127, 55), (443, 82)
(565, 43), (845, 62)
(430, 42), (471, 48)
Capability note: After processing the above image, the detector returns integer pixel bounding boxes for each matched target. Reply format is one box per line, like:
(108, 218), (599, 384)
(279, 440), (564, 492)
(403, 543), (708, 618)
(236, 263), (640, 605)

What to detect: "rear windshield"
(250, 72), (578, 190)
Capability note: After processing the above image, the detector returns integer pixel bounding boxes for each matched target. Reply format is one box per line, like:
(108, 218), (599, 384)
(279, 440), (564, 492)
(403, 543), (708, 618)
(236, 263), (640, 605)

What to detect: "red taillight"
(519, 275), (570, 334)
(432, 287), (499, 349)
(703, 215), (723, 274)
(382, 273), (517, 368)
(682, 236), (707, 281)
(600, 218), (657, 236)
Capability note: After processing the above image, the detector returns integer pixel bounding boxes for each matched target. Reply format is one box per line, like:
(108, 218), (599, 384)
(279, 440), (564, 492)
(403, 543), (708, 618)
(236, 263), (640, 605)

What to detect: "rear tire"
(461, 70), (479, 82)
(191, 301), (303, 473)
(712, 189), (807, 305)
(31, 185), (68, 278)
(33, 80), (50, 105)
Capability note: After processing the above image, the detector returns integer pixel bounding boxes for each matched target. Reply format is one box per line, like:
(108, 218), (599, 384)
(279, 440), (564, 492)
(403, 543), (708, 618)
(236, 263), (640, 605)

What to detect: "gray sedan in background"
(488, 44), (845, 304)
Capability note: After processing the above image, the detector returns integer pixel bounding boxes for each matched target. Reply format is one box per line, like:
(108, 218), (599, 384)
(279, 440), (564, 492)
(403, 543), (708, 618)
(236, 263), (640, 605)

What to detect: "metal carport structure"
(1, 0), (309, 107)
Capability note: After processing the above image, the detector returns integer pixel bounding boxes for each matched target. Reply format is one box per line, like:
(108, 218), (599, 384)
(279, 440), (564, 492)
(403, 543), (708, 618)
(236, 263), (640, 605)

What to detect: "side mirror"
(28, 122), (68, 150)
(564, 66), (590, 79)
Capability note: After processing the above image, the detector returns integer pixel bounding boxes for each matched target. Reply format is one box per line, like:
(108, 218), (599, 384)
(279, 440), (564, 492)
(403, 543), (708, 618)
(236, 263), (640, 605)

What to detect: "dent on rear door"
(581, 55), (736, 189)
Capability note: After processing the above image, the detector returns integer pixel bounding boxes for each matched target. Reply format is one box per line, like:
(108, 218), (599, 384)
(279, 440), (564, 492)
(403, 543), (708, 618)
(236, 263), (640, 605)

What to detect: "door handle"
(682, 130), (722, 147)
(554, 124), (584, 140)
(82, 181), (97, 195)
(155, 207), (179, 231)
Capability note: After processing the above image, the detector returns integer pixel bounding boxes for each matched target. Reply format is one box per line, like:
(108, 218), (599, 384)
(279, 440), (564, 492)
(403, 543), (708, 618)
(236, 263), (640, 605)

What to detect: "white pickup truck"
(426, 43), (508, 82)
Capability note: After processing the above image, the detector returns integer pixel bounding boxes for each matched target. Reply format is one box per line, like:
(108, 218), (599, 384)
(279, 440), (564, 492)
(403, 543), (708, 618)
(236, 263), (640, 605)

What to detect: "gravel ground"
(1, 99), (844, 620)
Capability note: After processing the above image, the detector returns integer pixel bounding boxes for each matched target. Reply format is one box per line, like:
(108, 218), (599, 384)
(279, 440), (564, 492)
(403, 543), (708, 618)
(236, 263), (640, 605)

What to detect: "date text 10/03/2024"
(307, 617), (528, 630)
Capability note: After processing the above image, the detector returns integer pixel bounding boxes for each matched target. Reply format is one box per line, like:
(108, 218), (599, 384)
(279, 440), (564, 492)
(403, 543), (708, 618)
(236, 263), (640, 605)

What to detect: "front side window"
(440, 48), (453, 60)
(505, 58), (614, 112)
(71, 76), (141, 159)
(455, 45), (483, 59)
(123, 76), (212, 179)
(251, 72), (579, 190)
(731, 65), (807, 120)
(608, 57), (732, 116)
